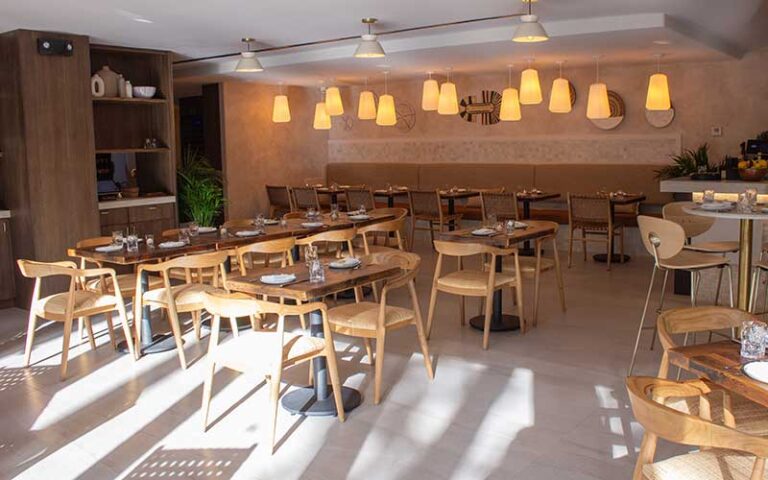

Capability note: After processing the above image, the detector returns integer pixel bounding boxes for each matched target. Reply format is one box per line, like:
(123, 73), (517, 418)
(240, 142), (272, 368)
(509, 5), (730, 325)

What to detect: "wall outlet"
(711, 126), (723, 137)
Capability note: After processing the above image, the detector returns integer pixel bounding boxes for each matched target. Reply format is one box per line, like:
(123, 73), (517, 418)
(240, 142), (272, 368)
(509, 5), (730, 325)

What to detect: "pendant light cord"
(507, 65), (512, 88)
(383, 71), (389, 94)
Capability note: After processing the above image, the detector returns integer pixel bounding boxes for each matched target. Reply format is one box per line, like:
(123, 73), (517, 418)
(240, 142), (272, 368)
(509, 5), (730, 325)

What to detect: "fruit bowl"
(132, 86), (157, 98)
(739, 168), (768, 182)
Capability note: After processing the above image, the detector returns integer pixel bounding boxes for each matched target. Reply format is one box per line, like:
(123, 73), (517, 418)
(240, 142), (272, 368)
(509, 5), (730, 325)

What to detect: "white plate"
(743, 360), (768, 383)
(349, 214), (371, 221)
(235, 230), (262, 237)
(700, 202), (733, 212)
(198, 226), (217, 234)
(263, 219), (279, 225)
(329, 257), (361, 269)
(260, 273), (296, 285)
(159, 241), (185, 249)
(471, 228), (496, 236)
(301, 222), (325, 228)
(511, 221), (528, 229)
(95, 244), (123, 253)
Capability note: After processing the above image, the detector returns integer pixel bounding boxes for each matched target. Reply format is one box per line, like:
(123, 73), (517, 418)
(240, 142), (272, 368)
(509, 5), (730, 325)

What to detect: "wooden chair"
(69, 236), (164, 348)
(628, 216), (734, 375)
(222, 218), (255, 229)
(480, 191), (518, 222)
(345, 188), (375, 212)
(290, 187), (321, 212)
(265, 185), (293, 218)
(136, 250), (230, 369)
(369, 207), (409, 220)
(233, 237), (306, 330)
(750, 261), (768, 315)
(201, 291), (345, 453)
(567, 193), (624, 271)
(627, 376), (768, 480)
(296, 227), (357, 262)
(327, 251), (433, 404)
(426, 240), (524, 350)
(408, 190), (462, 250)
(282, 211), (305, 220)
(357, 217), (407, 255)
(17, 259), (136, 380)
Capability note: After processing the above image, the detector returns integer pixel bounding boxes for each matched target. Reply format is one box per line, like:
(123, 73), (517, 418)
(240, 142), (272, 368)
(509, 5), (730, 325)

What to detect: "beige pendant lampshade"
(586, 83), (610, 119)
(313, 102), (331, 130)
(499, 88), (522, 121)
(646, 73), (671, 111)
(437, 70), (459, 115)
(358, 90), (377, 120)
(549, 78), (571, 113)
(325, 86), (344, 116)
(272, 94), (291, 123)
(519, 67), (542, 105)
(376, 94), (397, 126)
(422, 73), (439, 111)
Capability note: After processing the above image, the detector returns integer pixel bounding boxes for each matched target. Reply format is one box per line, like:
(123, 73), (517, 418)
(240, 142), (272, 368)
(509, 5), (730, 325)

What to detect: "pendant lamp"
(513, 0), (549, 43)
(354, 18), (386, 58)
(376, 71), (397, 126)
(437, 69), (459, 115)
(422, 72), (439, 111)
(357, 77), (377, 120)
(519, 59), (542, 105)
(499, 65), (522, 121)
(548, 61), (572, 113)
(272, 83), (291, 123)
(325, 86), (344, 116)
(234, 38), (264, 73)
(646, 54), (671, 111)
(586, 56), (610, 120)
(313, 88), (331, 130)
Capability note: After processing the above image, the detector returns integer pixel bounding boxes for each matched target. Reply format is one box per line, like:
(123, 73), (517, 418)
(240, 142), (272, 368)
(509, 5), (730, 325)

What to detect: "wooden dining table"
(438, 220), (557, 332)
(593, 193), (646, 264)
(516, 191), (560, 255)
(668, 340), (768, 408)
(71, 212), (396, 355)
(226, 259), (401, 417)
(373, 188), (409, 208)
(440, 189), (479, 231)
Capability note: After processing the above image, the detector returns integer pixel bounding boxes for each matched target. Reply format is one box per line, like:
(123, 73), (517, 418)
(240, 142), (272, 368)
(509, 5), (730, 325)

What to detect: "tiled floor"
(0, 233), (704, 479)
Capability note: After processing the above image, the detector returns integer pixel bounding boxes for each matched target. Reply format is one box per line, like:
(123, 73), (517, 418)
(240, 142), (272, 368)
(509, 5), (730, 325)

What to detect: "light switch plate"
(711, 126), (723, 137)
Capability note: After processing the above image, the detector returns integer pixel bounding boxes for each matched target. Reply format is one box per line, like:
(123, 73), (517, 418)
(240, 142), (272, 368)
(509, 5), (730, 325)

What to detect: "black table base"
(519, 247), (536, 257)
(281, 385), (362, 416)
(469, 314), (520, 332)
(118, 333), (181, 355)
(593, 253), (631, 263)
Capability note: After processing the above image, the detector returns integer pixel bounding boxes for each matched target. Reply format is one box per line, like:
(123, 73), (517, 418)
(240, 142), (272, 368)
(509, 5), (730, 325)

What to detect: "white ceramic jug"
(96, 66), (119, 97)
(91, 74), (105, 97)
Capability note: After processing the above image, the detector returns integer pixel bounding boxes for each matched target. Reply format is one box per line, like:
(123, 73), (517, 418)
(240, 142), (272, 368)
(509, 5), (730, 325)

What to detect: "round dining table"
(683, 204), (763, 311)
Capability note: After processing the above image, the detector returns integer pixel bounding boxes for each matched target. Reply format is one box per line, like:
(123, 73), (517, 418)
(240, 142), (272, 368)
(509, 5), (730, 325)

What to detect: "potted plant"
(655, 143), (718, 180)
(177, 148), (224, 227)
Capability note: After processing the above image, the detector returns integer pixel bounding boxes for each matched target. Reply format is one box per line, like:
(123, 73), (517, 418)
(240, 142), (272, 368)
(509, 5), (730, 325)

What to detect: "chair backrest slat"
(567, 194), (611, 224)
(345, 188), (375, 211)
(480, 192), (519, 222)
(291, 187), (321, 211)
(408, 190), (441, 217)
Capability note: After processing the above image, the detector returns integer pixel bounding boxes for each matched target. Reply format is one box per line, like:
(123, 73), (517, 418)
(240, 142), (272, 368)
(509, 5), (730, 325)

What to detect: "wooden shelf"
(93, 97), (167, 105)
(95, 147), (169, 154)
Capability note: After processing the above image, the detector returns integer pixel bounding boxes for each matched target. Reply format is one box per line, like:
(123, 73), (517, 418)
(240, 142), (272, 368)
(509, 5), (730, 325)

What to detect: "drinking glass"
(505, 220), (517, 234)
(145, 234), (155, 249)
(741, 320), (768, 360)
(179, 228), (191, 245)
(359, 204), (367, 215)
(308, 259), (325, 283)
(304, 245), (318, 266)
(254, 215), (265, 234)
(279, 218), (288, 228)
(330, 203), (340, 220)
(112, 230), (125, 246)
(126, 234), (139, 253)
(220, 226), (228, 237)
(746, 188), (758, 208)
(307, 207), (317, 220)
(486, 214), (497, 229)
(188, 221), (199, 236)
(703, 189), (716, 203)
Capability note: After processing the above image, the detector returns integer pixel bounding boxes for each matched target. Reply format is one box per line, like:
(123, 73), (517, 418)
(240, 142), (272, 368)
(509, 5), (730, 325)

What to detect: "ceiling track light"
(234, 37), (264, 73)
(354, 18), (386, 58)
(513, 0), (548, 43)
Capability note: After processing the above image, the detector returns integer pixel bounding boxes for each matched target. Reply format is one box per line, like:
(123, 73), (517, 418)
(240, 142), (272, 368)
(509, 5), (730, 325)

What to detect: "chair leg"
(628, 266), (658, 376)
(166, 309), (188, 369)
(192, 311), (202, 340)
(567, 228), (574, 268)
(84, 317), (97, 350)
(104, 312), (117, 349)
(426, 287), (439, 339)
(363, 338), (374, 365)
(751, 268), (759, 313)
(23, 311), (38, 368)
(78, 317), (85, 346)
(515, 285), (526, 334)
(413, 319), (434, 380)
(533, 248), (542, 327)
(325, 347), (346, 423)
(606, 231), (613, 271)
(581, 232), (587, 262)
(115, 302), (137, 360)
(552, 237), (566, 312)
(649, 270), (670, 351)
(201, 360), (216, 430)
(228, 317), (239, 337)
(459, 296), (465, 326)
(727, 265), (735, 309)
(374, 333), (386, 404)
(715, 264), (725, 306)
(428, 221), (435, 248)
(60, 317), (74, 380)
(268, 367), (283, 454)
(408, 218), (416, 252)
(482, 292), (493, 350)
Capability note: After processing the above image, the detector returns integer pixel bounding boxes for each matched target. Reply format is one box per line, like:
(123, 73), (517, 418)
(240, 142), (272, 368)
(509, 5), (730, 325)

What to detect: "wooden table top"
(516, 192), (560, 202)
(438, 190), (479, 199)
(437, 219), (557, 248)
(668, 340), (768, 408)
(606, 193), (646, 205)
(72, 212), (394, 265)
(373, 189), (410, 197)
(226, 260), (401, 302)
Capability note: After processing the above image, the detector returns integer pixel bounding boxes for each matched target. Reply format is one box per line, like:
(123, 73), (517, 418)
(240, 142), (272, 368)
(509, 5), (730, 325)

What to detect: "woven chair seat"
(665, 393), (768, 436)
(437, 271), (516, 292)
(642, 448), (766, 480)
(328, 302), (415, 334)
(34, 291), (118, 319)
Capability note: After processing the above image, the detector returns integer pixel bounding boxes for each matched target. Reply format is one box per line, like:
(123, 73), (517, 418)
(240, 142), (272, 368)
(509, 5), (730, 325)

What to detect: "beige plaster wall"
(221, 81), (328, 218)
(328, 49), (768, 166)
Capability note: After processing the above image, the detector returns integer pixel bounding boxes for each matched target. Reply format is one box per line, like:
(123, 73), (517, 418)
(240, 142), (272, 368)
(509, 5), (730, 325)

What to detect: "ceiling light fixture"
(499, 65), (522, 122)
(519, 58), (542, 105)
(437, 68), (459, 115)
(513, 0), (548, 43)
(313, 87), (332, 130)
(234, 37), (264, 73)
(586, 55), (610, 120)
(548, 61), (572, 114)
(422, 72), (440, 111)
(646, 54), (671, 111)
(376, 71), (397, 126)
(272, 83), (291, 123)
(354, 18), (386, 58)
(358, 77), (377, 120)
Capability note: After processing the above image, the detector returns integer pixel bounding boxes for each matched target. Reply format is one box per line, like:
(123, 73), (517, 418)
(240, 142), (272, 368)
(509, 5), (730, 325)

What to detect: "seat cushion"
(685, 241), (740, 254)
(660, 250), (729, 270)
(85, 273), (163, 295)
(328, 301), (415, 334)
(437, 270), (516, 292)
(643, 449), (763, 480)
(143, 283), (223, 310)
(34, 290), (118, 318)
(213, 331), (325, 373)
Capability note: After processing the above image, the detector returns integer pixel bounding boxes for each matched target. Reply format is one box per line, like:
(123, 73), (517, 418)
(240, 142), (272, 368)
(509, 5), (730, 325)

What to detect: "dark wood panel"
(0, 220), (16, 301)
(128, 203), (174, 223)
(99, 208), (129, 227)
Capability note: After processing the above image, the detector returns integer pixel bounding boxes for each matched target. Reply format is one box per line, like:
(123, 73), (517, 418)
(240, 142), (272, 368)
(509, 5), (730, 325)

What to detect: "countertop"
(98, 195), (176, 210)
(660, 177), (768, 194)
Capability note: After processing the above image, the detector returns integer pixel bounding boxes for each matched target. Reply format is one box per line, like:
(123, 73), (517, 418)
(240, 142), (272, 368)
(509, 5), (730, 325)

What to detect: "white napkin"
(159, 241), (185, 249)
(235, 230), (262, 237)
(95, 244), (123, 253)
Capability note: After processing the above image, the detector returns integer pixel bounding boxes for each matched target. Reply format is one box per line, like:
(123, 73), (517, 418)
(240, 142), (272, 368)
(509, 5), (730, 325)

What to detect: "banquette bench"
(325, 162), (671, 225)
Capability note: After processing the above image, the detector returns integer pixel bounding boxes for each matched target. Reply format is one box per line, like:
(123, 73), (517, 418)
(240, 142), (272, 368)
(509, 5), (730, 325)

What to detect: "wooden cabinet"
(99, 202), (176, 238)
(0, 220), (15, 302)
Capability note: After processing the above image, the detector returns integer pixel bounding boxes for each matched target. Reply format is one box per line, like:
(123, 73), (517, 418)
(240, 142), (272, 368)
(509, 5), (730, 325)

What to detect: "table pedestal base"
(118, 333), (181, 355)
(281, 385), (362, 416)
(469, 314), (520, 332)
(593, 253), (631, 263)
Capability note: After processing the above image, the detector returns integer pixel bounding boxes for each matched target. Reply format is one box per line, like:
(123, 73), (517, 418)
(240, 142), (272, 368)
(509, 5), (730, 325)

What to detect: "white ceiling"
(2, 0), (767, 85)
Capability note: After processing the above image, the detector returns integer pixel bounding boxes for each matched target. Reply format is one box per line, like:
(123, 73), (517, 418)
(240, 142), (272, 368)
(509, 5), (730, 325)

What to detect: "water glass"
(741, 320), (768, 360)
(279, 218), (288, 228)
(703, 189), (716, 203)
(179, 228), (191, 245)
(746, 188), (758, 208)
(219, 226), (228, 237)
(126, 234), (139, 253)
(112, 230), (125, 246)
(307, 207), (317, 220)
(188, 221), (199, 236)
(254, 215), (265, 234)
(308, 259), (325, 283)
(505, 220), (517, 234)
(359, 204), (367, 214)
(486, 214), (497, 229)
(145, 234), (155, 249)
(330, 203), (340, 220)
(304, 245), (319, 266)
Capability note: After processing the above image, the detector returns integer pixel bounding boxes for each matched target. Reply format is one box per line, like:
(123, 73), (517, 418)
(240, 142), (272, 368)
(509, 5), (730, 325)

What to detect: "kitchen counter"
(98, 195), (176, 210)
(660, 177), (768, 194)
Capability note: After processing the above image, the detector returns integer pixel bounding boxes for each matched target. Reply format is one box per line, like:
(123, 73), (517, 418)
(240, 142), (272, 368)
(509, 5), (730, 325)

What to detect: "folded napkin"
(159, 241), (185, 249)
(235, 230), (262, 237)
(95, 244), (123, 253)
